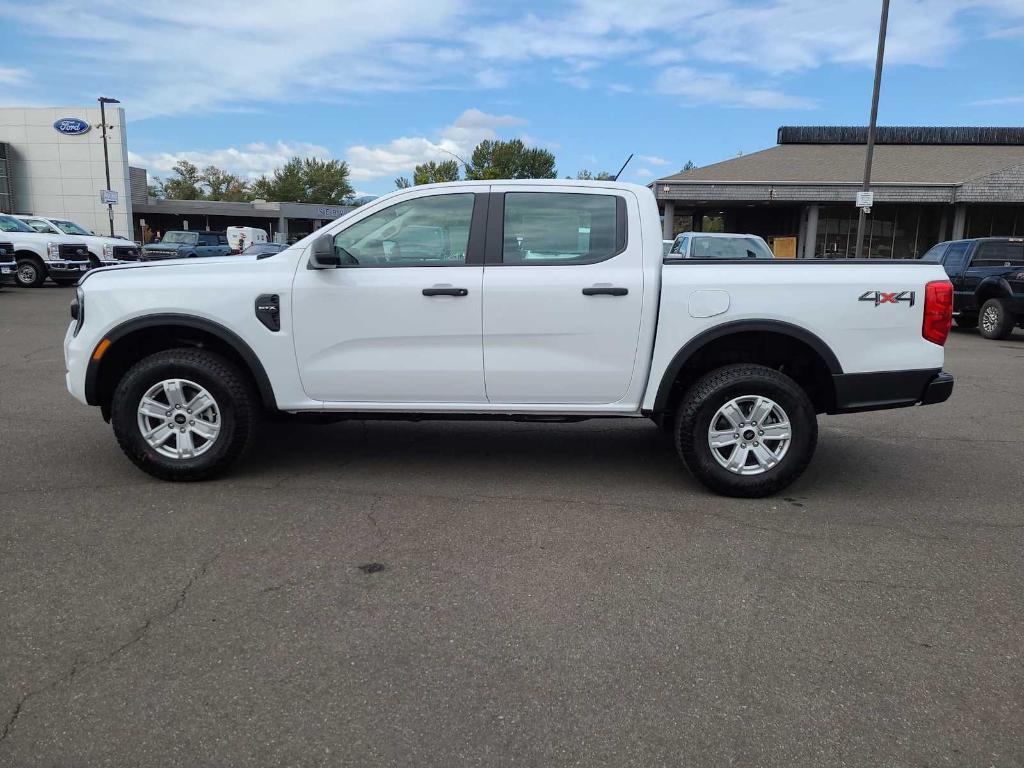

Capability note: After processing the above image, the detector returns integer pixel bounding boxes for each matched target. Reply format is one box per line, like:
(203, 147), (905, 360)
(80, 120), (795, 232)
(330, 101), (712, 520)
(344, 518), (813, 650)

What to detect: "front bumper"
(46, 260), (92, 279)
(831, 369), (954, 414)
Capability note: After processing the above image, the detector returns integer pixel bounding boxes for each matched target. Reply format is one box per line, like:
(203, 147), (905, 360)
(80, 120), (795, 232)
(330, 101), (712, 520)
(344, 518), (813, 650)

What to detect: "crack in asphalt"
(0, 552), (221, 746)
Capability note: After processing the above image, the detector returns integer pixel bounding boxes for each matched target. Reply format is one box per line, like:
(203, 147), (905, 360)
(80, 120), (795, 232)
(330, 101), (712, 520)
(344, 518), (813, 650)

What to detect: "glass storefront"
(964, 205), (1023, 239)
(814, 204), (947, 259)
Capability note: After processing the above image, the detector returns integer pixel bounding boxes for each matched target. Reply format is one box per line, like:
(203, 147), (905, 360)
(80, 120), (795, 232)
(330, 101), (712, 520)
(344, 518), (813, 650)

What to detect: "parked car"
(663, 239), (674, 257)
(65, 180), (953, 497)
(14, 215), (141, 266)
(226, 226), (268, 254)
(241, 242), (288, 258)
(922, 237), (1024, 339)
(668, 232), (775, 259)
(0, 213), (91, 287)
(141, 231), (231, 261)
(0, 238), (16, 288)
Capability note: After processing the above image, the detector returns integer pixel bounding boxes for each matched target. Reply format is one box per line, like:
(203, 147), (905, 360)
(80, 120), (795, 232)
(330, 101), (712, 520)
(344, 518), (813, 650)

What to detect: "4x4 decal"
(859, 290), (915, 307)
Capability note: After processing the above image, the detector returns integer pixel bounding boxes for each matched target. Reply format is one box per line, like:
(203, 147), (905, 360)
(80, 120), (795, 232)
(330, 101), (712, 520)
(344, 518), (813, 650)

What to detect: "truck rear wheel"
(673, 364), (817, 498)
(110, 348), (259, 481)
(978, 298), (1015, 340)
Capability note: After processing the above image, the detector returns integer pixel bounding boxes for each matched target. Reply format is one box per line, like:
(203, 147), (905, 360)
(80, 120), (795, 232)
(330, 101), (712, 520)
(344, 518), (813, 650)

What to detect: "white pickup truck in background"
(64, 180), (954, 497)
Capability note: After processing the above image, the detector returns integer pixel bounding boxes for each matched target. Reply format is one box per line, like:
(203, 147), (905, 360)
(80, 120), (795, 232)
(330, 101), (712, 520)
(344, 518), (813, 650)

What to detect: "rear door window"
(501, 192), (624, 265)
(972, 240), (1024, 266)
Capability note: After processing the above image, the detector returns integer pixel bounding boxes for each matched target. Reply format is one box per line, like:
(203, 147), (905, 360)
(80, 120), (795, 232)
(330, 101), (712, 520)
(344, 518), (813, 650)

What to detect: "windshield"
(160, 232), (198, 244)
(0, 215), (35, 233)
(52, 219), (93, 236)
(690, 236), (774, 259)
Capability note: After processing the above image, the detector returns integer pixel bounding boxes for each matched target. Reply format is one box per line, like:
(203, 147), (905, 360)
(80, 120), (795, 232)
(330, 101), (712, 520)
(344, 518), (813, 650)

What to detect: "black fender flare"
(652, 319), (843, 412)
(974, 276), (1014, 303)
(85, 313), (277, 410)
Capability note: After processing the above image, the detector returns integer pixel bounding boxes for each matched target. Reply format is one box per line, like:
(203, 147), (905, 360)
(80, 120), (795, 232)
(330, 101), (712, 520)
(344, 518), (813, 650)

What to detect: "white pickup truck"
(0, 213), (92, 287)
(64, 181), (954, 497)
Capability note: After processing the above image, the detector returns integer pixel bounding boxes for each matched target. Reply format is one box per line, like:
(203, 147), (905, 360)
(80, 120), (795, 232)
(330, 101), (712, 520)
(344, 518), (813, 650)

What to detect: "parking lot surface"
(1, 285), (1022, 767)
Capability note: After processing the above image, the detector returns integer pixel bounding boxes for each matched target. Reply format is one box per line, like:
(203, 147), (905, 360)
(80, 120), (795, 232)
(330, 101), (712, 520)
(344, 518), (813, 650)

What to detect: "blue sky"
(2, 0), (1023, 196)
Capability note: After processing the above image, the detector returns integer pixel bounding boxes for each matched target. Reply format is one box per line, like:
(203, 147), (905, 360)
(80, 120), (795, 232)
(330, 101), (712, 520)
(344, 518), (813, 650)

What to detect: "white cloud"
(0, 66), (27, 85)
(970, 94), (1024, 106)
(4, 0), (1023, 120)
(656, 67), (816, 109)
(3, 0), (469, 118)
(636, 154), (670, 166)
(128, 141), (332, 180)
(345, 108), (528, 181)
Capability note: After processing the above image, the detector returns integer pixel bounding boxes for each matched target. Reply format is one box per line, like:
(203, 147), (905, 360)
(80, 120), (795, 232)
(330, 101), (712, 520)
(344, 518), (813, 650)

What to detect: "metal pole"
(853, 0), (889, 258)
(99, 98), (115, 237)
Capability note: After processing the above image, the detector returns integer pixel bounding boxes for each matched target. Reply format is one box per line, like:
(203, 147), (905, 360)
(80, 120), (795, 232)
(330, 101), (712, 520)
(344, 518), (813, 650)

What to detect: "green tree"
(257, 157), (353, 204)
(413, 159), (461, 185)
(162, 159), (204, 200)
(301, 157), (354, 204)
(147, 177), (164, 199)
(465, 139), (556, 180)
(575, 169), (614, 180)
(681, 160), (697, 173)
(201, 166), (249, 202)
(394, 177), (411, 189)
(249, 176), (274, 200)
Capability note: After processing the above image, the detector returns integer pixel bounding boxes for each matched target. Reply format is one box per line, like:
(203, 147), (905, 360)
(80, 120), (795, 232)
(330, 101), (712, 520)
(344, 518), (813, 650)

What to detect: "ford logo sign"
(53, 118), (91, 135)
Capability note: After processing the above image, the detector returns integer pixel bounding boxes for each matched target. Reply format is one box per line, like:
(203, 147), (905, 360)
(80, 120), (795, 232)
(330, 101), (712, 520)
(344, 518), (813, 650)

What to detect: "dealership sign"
(53, 118), (91, 135)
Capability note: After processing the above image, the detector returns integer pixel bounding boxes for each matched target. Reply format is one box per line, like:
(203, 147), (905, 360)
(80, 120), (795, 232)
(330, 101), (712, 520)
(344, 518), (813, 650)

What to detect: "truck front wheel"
(978, 298), (1015, 340)
(15, 257), (47, 288)
(673, 364), (818, 498)
(110, 348), (259, 481)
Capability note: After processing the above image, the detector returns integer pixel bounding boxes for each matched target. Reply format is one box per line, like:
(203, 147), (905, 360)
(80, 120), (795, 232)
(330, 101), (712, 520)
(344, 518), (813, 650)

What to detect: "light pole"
(98, 96), (120, 237)
(853, 0), (889, 258)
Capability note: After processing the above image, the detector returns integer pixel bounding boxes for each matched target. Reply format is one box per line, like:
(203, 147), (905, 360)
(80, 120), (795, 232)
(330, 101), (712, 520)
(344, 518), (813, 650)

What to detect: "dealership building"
(654, 126), (1024, 258)
(0, 106), (353, 243)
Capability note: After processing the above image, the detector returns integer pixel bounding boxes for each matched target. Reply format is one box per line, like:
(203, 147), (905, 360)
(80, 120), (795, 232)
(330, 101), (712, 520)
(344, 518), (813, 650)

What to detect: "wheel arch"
(85, 313), (278, 418)
(975, 277), (1013, 304)
(652, 320), (842, 415)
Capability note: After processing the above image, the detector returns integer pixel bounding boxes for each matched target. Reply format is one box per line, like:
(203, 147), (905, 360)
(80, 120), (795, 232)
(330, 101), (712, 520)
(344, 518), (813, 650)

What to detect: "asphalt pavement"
(1, 284), (1022, 767)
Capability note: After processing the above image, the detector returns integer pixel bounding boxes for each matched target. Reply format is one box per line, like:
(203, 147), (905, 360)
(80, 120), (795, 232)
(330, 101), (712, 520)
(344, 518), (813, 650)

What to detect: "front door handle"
(423, 287), (468, 297)
(582, 286), (628, 296)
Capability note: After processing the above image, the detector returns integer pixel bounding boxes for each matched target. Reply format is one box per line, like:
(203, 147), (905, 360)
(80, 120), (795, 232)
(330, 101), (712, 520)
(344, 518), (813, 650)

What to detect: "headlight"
(103, 243), (114, 259)
(47, 242), (59, 261)
(70, 287), (85, 336)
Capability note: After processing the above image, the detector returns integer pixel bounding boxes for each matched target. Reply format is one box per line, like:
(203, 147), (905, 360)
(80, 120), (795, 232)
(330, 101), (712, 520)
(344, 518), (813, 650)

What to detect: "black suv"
(922, 237), (1024, 339)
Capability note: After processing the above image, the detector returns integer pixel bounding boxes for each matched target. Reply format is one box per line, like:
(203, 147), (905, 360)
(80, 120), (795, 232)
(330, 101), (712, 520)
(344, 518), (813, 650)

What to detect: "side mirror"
(309, 234), (340, 269)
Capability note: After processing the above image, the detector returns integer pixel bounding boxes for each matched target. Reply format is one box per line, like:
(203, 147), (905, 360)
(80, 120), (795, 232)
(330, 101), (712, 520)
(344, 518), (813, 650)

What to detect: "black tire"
(111, 348), (259, 481)
(953, 314), (978, 329)
(674, 364), (818, 498)
(978, 298), (1015, 340)
(15, 257), (46, 288)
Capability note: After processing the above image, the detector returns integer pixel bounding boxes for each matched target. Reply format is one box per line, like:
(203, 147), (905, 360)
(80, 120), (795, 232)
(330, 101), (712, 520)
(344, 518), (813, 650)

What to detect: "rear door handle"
(582, 286), (628, 296)
(423, 287), (468, 297)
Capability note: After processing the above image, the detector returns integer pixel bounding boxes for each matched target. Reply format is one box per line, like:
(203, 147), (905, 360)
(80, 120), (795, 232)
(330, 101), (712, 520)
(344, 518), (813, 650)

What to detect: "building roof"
(659, 143), (1024, 186)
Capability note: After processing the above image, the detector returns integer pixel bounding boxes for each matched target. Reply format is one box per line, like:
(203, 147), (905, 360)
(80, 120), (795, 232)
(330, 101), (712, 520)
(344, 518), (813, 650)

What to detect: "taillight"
(922, 280), (953, 346)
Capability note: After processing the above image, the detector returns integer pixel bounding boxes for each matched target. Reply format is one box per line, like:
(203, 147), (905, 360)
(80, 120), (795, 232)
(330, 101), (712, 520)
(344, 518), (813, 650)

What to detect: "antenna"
(611, 153), (634, 181)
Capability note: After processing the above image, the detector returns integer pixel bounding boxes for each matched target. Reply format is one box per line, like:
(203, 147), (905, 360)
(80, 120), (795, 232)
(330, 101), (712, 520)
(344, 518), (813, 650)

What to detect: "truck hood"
(90, 254), (255, 271)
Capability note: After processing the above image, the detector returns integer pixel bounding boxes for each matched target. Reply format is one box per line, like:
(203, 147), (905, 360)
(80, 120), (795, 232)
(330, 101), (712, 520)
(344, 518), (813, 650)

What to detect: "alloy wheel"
(707, 395), (792, 475)
(136, 378), (222, 460)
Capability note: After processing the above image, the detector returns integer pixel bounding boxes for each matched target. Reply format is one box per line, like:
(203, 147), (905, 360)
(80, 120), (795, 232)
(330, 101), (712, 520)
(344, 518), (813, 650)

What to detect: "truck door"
(291, 188), (487, 403)
(941, 242), (972, 312)
(481, 186), (644, 404)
